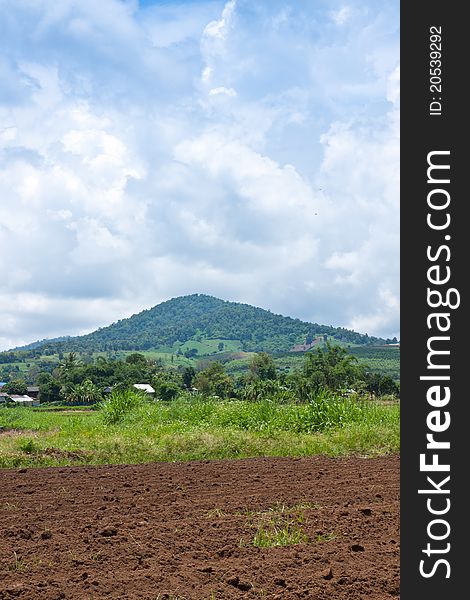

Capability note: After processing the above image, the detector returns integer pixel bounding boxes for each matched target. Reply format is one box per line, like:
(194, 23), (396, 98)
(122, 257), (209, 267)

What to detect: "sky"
(0, 0), (399, 351)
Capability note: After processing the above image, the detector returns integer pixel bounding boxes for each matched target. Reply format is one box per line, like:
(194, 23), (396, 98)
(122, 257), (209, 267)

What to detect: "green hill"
(10, 294), (391, 358)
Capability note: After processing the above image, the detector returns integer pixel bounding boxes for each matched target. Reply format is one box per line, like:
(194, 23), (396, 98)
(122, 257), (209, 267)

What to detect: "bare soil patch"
(0, 455), (399, 599)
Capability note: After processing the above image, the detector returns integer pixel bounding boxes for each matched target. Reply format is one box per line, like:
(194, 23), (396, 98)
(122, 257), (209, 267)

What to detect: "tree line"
(1, 344), (399, 405)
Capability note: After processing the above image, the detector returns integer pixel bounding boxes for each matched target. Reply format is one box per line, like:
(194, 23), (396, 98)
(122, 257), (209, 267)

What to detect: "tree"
(57, 352), (81, 382)
(26, 364), (40, 384)
(193, 362), (233, 398)
(125, 353), (148, 365)
(302, 343), (364, 392)
(249, 352), (277, 381)
(61, 352), (80, 370)
(364, 373), (399, 397)
(182, 366), (195, 389)
(152, 372), (182, 401)
(37, 373), (63, 403)
(2, 379), (28, 395)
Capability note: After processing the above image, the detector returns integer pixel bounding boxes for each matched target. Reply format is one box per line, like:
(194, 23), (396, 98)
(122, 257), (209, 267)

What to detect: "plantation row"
(1, 344), (399, 407)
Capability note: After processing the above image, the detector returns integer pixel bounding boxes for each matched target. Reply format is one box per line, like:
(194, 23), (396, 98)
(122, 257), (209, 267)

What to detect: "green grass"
(240, 503), (313, 548)
(99, 388), (148, 424)
(8, 552), (28, 573)
(251, 514), (309, 547)
(0, 394), (399, 469)
(33, 404), (97, 412)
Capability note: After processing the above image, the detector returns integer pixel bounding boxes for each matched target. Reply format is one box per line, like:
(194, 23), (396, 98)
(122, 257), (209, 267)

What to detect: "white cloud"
(0, 0), (400, 350)
(203, 0), (236, 40)
(331, 6), (352, 25)
(208, 86), (237, 97)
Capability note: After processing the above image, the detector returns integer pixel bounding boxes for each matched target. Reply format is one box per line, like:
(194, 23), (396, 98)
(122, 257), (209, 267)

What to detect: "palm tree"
(66, 379), (101, 405)
(58, 352), (81, 380)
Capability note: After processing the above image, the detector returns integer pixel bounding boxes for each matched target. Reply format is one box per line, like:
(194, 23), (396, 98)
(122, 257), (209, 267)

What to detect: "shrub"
(99, 389), (149, 424)
(18, 438), (37, 454)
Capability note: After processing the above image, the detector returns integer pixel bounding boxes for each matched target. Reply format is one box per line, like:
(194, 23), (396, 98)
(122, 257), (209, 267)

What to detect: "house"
(9, 395), (40, 407)
(27, 386), (40, 399)
(133, 384), (155, 397)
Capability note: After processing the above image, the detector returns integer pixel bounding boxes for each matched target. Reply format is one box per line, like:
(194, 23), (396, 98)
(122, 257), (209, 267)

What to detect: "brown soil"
(0, 455), (399, 599)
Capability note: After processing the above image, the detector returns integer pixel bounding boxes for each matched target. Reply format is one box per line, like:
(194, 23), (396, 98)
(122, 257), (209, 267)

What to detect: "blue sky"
(0, 0), (399, 350)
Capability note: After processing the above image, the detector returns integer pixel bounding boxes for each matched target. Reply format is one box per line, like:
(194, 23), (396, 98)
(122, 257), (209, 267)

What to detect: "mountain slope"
(10, 295), (390, 357)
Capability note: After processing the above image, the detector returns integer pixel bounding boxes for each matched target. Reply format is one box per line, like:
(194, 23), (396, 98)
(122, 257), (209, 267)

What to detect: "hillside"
(8, 294), (391, 358)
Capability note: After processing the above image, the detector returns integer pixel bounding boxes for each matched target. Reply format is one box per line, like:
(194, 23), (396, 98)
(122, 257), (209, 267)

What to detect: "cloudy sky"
(0, 0), (399, 351)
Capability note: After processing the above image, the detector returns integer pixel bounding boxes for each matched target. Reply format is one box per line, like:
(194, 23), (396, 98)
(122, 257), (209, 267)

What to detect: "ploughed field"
(0, 455), (399, 599)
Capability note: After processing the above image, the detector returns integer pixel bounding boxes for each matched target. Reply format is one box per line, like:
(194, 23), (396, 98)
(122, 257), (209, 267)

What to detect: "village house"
(5, 395), (40, 407)
(133, 384), (155, 397)
(27, 386), (40, 399)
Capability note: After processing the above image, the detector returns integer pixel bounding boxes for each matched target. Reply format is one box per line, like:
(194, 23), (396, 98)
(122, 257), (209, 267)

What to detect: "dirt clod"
(321, 567), (334, 580)
(99, 527), (118, 537)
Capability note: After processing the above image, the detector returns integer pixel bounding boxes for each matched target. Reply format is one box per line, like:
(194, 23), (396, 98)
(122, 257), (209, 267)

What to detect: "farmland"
(347, 346), (400, 381)
(0, 370), (400, 600)
(0, 454), (399, 599)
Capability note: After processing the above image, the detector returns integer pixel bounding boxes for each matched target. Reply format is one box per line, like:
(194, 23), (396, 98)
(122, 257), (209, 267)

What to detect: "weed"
(90, 552), (104, 562)
(99, 389), (149, 425)
(266, 501), (317, 514)
(8, 552), (28, 572)
(0, 399), (399, 468)
(1, 502), (19, 511)
(67, 549), (81, 562)
(251, 513), (310, 547)
(239, 502), (314, 548)
(18, 438), (37, 454)
(240, 511), (308, 548)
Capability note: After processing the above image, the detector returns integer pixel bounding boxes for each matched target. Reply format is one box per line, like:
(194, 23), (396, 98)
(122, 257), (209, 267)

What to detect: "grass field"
(0, 393), (399, 469)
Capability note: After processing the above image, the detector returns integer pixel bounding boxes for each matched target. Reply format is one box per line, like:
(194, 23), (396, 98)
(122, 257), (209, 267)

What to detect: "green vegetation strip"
(240, 503), (316, 548)
(0, 393), (399, 469)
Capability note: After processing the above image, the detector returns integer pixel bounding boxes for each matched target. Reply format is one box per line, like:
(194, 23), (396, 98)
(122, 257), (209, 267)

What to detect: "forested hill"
(9, 294), (392, 356)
